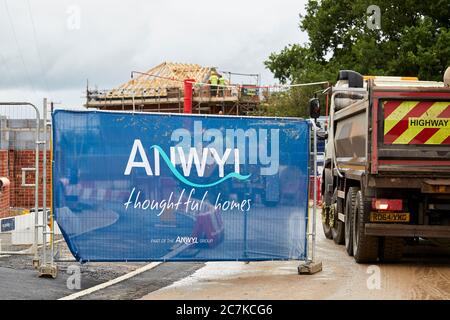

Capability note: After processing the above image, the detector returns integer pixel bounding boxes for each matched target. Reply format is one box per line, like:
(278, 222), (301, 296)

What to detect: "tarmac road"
(141, 210), (450, 300)
(0, 262), (102, 300)
(0, 246), (203, 300)
(1, 209), (449, 300)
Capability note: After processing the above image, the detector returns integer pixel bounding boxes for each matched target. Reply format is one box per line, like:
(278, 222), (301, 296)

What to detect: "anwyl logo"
(123, 121), (280, 188)
(176, 236), (198, 245)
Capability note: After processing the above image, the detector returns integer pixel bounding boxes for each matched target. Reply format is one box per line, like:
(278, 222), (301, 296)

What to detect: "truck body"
(321, 70), (450, 263)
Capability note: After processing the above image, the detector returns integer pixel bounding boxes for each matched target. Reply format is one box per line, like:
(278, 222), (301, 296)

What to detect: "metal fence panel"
(52, 110), (310, 262)
(0, 103), (44, 256)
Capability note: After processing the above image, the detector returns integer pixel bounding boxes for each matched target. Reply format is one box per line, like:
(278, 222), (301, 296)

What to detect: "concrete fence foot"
(298, 261), (322, 275)
(38, 264), (58, 279)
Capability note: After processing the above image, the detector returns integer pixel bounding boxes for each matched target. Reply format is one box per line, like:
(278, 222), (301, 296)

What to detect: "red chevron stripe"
(437, 103), (450, 118)
(384, 101), (435, 144)
(383, 100), (403, 119)
(409, 103), (450, 144)
(442, 135), (450, 144)
(413, 103), (450, 144)
(409, 128), (439, 144)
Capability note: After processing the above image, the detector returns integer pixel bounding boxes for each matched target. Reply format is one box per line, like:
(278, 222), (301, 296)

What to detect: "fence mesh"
(52, 110), (311, 262)
(0, 104), (55, 254)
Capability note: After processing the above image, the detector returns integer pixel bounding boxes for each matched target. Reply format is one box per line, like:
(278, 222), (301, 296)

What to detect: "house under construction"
(85, 62), (262, 115)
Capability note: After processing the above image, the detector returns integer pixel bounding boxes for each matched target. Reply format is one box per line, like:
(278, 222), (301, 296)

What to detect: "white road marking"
(59, 240), (193, 300)
(59, 262), (162, 300)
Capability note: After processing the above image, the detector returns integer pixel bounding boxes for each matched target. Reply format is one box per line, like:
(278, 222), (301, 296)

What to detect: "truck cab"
(319, 69), (450, 263)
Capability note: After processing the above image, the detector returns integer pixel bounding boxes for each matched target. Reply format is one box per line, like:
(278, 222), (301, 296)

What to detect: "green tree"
(265, 0), (450, 85)
(259, 86), (313, 118)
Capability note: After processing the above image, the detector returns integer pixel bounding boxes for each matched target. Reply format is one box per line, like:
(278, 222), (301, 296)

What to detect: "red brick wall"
(0, 149), (51, 218)
(0, 150), (10, 218)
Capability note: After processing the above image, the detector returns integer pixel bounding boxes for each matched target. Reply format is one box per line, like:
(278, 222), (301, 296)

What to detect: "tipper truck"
(313, 68), (450, 263)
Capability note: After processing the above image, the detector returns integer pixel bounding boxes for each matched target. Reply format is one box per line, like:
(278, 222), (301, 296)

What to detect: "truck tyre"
(331, 194), (345, 245)
(380, 237), (404, 262)
(321, 168), (333, 239)
(344, 187), (358, 256)
(352, 190), (379, 263)
(322, 211), (333, 239)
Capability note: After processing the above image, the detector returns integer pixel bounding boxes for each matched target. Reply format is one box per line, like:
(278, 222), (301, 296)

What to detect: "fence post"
(312, 119), (317, 262)
(38, 99), (57, 278)
(42, 98), (47, 267)
(33, 107), (41, 266)
(298, 119), (322, 275)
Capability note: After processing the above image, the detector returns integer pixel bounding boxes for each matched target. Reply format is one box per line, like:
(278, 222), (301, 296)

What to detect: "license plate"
(370, 212), (410, 223)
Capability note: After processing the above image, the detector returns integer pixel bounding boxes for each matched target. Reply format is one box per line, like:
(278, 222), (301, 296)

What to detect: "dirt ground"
(1, 210), (449, 300)
(141, 210), (450, 300)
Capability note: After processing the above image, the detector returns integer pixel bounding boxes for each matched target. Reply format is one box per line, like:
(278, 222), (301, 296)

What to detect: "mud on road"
(1, 212), (449, 300)
(142, 212), (450, 300)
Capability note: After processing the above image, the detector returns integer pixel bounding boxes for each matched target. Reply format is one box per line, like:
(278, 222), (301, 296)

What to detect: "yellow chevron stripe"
(384, 101), (419, 134)
(425, 127), (450, 144)
(392, 102), (450, 144)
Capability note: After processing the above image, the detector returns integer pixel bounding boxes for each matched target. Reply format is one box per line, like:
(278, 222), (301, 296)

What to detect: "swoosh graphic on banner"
(150, 145), (251, 188)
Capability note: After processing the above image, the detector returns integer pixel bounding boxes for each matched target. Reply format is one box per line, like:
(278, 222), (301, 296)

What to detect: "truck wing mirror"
(317, 131), (328, 140)
(309, 98), (320, 119)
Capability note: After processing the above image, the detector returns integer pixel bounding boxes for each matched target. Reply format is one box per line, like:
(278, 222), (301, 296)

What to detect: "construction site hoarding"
(52, 110), (310, 262)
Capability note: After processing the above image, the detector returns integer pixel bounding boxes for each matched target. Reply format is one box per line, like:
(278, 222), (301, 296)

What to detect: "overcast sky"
(0, 0), (308, 112)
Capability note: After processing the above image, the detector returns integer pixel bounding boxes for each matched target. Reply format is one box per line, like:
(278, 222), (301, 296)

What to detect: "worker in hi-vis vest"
(209, 71), (219, 97)
(218, 74), (226, 97)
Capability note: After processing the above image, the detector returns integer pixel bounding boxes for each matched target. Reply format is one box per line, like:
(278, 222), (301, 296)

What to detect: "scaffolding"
(85, 62), (262, 115)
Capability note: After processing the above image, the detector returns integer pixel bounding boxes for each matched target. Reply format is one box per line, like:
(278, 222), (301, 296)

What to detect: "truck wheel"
(344, 187), (358, 256)
(322, 212), (333, 239)
(352, 190), (379, 263)
(321, 168), (333, 239)
(331, 192), (344, 245)
(380, 237), (404, 262)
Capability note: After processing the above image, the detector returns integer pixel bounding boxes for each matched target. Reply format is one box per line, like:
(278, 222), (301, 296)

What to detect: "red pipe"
(183, 79), (195, 114)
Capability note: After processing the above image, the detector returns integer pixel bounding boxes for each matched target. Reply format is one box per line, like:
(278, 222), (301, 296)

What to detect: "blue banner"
(52, 110), (310, 262)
